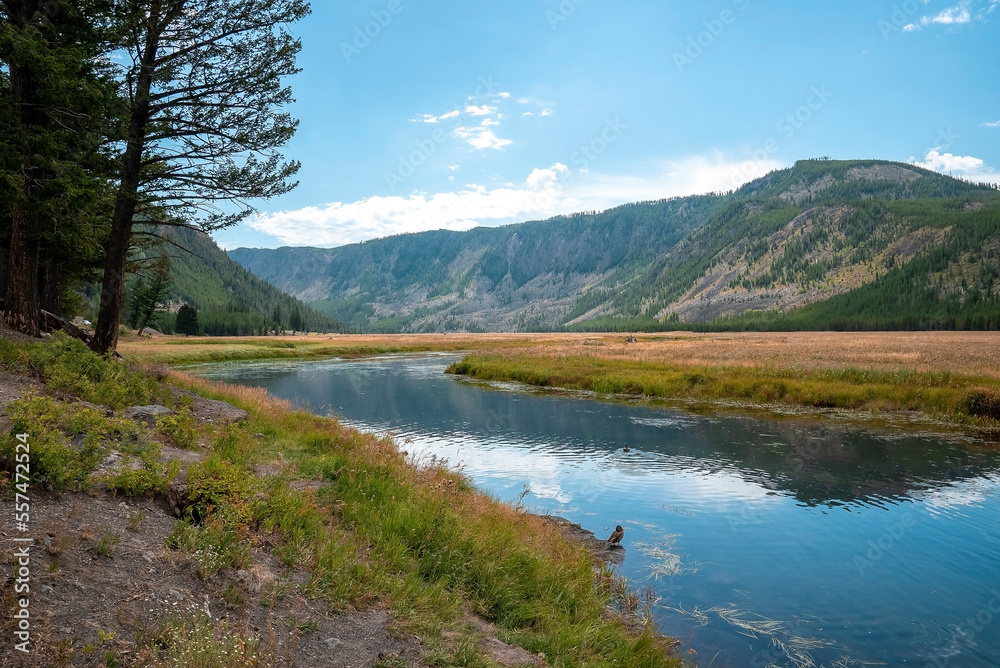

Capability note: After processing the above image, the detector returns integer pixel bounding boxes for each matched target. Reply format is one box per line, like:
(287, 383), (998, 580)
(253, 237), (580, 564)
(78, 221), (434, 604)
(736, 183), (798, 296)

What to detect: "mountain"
(230, 195), (727, 332)
(229, 160), (1000, 332)
(139, 226), (347, 335)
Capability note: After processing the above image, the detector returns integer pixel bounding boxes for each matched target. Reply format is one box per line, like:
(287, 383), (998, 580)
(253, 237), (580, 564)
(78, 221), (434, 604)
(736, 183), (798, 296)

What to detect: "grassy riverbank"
(118, 333), (564, 366)
(1, 333), (680, 667)
(446, 348), (1000, 431)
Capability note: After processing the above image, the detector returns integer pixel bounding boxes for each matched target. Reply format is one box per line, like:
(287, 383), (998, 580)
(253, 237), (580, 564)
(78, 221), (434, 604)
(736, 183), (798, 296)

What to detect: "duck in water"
(623, 445), (631, 453)
(607, 525), (625, 547)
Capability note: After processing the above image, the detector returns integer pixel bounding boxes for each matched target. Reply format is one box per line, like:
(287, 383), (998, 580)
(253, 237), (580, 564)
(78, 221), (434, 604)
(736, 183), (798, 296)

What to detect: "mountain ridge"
(229, 160), (1000, 332)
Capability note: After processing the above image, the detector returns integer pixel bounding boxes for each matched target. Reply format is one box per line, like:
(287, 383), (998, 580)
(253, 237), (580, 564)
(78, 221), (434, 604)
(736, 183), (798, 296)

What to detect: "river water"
(191, 354), (1000, 668)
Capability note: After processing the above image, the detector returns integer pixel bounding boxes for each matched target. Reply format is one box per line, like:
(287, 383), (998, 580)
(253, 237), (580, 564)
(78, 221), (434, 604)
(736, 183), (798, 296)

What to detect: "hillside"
(230, 160), (1000, 332)
(579, 160), (1000, 330)
(230, 195), (727, 332)
(139, 227), (347, 335)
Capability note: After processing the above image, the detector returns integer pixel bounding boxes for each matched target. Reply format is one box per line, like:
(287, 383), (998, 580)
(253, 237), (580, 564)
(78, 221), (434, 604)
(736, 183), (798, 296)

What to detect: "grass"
(118, 332), (571, 365)
(446, 347), (1000, 429)
(0, 333), (683, 667)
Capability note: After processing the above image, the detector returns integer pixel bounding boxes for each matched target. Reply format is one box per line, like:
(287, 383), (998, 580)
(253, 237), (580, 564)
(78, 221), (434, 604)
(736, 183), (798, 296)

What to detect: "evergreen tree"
(90, 0), (310, 354)
(128, 263), (172, 335)
(271, 303), (284, 333)
(0, 0), (118, 333)
(175, 303), (199, 336)
(289, 304), (303, 333)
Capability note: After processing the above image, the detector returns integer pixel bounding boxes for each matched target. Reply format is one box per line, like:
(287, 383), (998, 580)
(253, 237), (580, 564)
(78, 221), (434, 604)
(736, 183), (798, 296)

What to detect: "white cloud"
(414, 110), (460, 124)
(905, 0), (998, 29)
(248, 153), (783, 247)
(525, 163), (568, 190)
(453, 125), (513, 150)
(983, 120), (1000, 128)
(497, 91), (511, 99)
(910, 150), (1000, 183)
(464, 104), (495, 116)
(927, 4), (972, 24)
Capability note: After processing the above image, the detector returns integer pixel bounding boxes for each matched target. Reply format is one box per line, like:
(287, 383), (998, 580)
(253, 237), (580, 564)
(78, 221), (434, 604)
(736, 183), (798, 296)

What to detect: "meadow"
(122, 331), (1000, 431)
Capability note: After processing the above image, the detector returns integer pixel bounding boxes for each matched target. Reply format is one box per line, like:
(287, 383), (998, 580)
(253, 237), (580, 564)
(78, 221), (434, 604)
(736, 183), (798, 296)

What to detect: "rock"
(124, 405), (176, 427)
(324, 637), (342, 650)
(41, 585), (54, 594)
(480, 636), (547, 667)
(191, 398), (248, 424)
(70, 434), (88, 451)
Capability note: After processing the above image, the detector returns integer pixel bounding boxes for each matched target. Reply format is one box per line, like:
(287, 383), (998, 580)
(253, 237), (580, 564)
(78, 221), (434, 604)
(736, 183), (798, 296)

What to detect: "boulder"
(191, 398), (248, 424)
(124, 404), (176, 427)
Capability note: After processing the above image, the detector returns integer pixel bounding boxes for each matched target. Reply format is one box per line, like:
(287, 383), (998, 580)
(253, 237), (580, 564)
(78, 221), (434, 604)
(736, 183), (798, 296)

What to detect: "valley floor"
(123, 331), (1000, 437)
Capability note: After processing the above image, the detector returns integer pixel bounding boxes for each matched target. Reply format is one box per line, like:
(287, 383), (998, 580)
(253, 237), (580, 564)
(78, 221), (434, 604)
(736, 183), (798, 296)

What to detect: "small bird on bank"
(623, 445), (631, 453)
(607, 525), (625, 547)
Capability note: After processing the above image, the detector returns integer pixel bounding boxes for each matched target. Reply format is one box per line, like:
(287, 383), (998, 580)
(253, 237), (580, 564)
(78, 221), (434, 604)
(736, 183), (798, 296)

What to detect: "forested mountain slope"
(152, 227), (346, 335)
(575, 160), (1000, 329)
(230, 160), (1000, 332)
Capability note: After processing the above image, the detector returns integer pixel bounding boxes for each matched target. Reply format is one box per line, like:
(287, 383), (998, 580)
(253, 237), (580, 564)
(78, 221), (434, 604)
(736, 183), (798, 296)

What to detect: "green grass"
(447, 354), (1000, 428)
(0, 335), (682, 667)
(121, 341), (448, 365)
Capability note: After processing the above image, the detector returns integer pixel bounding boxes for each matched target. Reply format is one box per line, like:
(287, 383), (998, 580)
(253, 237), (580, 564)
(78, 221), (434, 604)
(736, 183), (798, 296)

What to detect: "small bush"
(186, 458), (258, 526)
(132, 612), (279, 667)
(962, 389), (1000, 420)
(0, 396), (113, 490)
(19, 333), (161, 409)
(156, 408), (199, 450)
(106, 453), (180, 497)
(167, 520), (249, 579)
(89, 532), (121, 558)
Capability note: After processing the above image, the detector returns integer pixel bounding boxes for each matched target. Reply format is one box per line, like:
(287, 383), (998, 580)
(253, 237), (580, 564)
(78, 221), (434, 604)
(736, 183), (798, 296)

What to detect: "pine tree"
(0, 0), (118, 334)
(289, 304), (303, 333)
(271, 303), (284, 334)
(90, 0), (310, 354)
(128, 263), (172, 335)
(175, 303), (199, 336)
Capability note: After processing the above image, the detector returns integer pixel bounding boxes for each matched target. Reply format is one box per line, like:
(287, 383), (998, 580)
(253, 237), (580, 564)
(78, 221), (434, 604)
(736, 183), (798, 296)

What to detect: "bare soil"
(0, 490), (424, 667)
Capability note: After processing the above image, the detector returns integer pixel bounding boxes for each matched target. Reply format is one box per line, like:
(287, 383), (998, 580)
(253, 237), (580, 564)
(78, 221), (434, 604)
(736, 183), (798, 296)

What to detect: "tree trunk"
(4, 204), (41, 334)
(91, 201), (135, 353)
(2, 0), (46, 336)
(40, 258), (63, 315)
(0, 231), (10, 307)
(90, 2), (161, 354)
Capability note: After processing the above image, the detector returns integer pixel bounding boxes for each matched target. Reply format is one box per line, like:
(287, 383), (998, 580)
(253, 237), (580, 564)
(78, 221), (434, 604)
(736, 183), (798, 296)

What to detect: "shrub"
(962, 389), (1000, 420)
(156, 408), (199, 450)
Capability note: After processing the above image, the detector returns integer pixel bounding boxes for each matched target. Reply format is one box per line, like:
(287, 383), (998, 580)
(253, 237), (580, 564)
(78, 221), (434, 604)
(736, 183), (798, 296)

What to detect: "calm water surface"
(192, 354), (1000, 668)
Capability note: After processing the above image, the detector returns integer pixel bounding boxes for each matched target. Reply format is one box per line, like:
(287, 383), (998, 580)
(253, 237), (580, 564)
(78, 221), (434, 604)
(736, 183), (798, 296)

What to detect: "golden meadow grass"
(446, 332), (1000, 429)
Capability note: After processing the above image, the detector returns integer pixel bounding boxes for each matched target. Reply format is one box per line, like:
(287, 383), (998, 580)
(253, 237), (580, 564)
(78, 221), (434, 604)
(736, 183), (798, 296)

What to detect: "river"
(191, 354), (1000, 668)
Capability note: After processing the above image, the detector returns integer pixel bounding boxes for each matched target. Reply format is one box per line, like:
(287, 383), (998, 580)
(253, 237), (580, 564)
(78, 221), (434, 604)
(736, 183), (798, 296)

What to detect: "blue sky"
(216, 0), (1000, 249)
